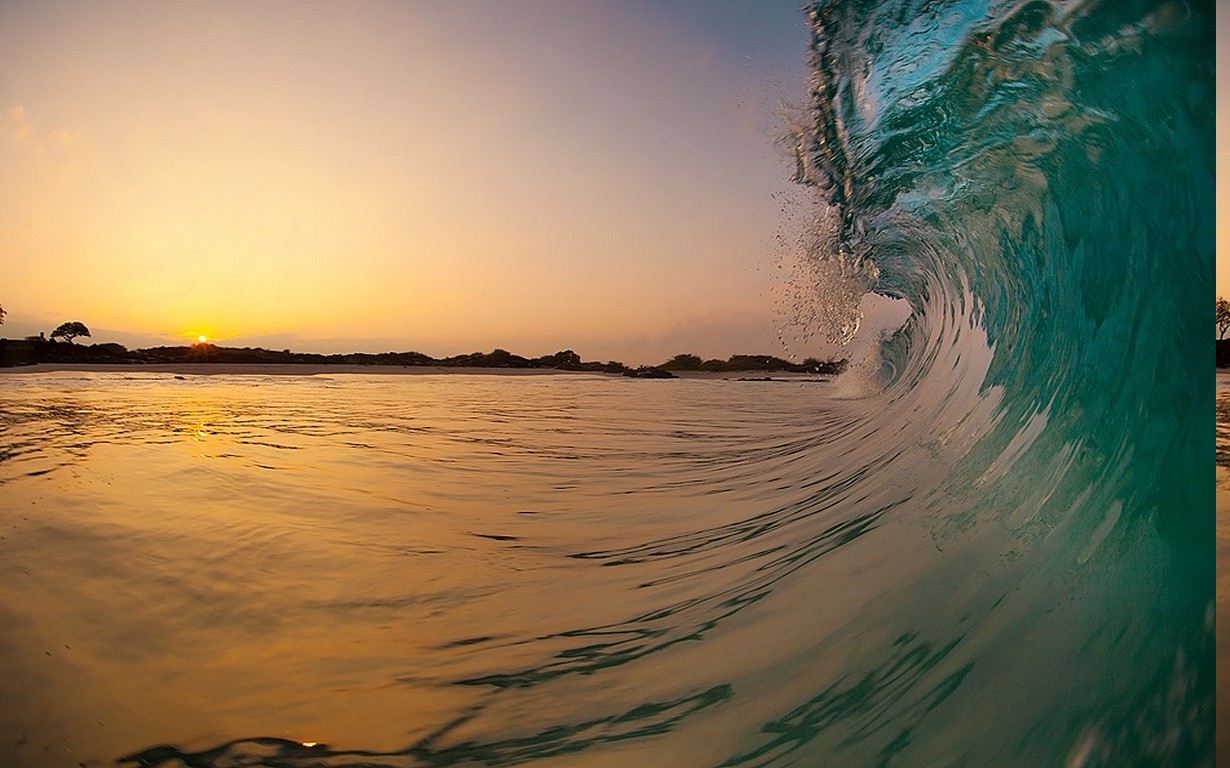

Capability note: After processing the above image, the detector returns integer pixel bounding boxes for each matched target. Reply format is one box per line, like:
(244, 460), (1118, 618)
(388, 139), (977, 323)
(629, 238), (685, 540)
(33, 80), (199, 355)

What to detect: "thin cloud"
(1, 105), (80, 148)
(50, 128), (80, 145)
(2, 104), (34, 143)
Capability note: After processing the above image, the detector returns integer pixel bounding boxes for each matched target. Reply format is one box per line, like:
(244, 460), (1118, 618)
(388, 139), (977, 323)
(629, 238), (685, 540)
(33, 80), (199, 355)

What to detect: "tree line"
(0, 308), (846, 375)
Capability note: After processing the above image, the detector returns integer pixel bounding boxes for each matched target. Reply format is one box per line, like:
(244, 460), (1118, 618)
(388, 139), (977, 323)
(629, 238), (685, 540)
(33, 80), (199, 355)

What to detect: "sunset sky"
(0, 1), (823, 364)
(4, 3), (1219, 364)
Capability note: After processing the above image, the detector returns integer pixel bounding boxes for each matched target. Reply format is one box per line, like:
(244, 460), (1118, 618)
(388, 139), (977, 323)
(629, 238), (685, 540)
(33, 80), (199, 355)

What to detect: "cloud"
(50, 128), (81, 145)
(1, 105), (80, 149)
(1, 105), (35, 143)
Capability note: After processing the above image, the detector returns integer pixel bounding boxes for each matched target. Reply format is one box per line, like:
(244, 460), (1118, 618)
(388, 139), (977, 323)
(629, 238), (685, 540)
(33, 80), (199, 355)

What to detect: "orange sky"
(0, 2), (825, 364)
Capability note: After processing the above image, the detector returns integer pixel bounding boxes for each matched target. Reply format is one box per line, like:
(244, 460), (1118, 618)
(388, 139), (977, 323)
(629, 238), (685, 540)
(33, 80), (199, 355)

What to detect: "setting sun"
(197, 335), (208, 344)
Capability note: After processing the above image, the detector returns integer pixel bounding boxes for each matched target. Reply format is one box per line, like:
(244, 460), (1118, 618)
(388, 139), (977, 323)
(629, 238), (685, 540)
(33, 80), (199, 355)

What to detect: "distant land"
(0, 338), (847, 379)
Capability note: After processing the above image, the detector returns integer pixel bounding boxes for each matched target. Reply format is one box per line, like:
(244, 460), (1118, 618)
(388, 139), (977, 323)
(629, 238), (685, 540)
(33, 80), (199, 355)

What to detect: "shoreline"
(0, 363), (603, 377)
(0, 363), (833, 381)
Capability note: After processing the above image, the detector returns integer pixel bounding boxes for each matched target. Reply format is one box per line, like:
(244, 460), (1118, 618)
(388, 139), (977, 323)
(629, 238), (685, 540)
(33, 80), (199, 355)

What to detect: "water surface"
(0, 365), (1210, 767)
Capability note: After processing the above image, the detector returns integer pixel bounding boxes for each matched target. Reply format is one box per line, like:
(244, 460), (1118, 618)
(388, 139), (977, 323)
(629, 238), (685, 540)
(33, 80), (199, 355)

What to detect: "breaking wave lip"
(114, 1), (1213, 766)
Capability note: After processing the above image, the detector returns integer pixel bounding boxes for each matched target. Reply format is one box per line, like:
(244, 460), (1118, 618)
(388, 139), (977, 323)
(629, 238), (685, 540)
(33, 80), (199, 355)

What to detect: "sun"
(197, 335), (208, 344)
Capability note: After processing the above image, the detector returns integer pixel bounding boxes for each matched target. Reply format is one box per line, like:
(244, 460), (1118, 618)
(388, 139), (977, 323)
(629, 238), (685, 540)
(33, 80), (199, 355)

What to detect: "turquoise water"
(782, 0), (1214, 764)
(0, 0), (1215, 765)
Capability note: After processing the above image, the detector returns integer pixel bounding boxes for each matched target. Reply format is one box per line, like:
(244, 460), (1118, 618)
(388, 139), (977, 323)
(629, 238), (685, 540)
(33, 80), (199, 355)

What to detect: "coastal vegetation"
(1218, 297), (1230, 368)
(657, 353), (842, 374)
(0, 335), (846, 377)
(50, 321), (91, 344)
(0, 310), (845, 375)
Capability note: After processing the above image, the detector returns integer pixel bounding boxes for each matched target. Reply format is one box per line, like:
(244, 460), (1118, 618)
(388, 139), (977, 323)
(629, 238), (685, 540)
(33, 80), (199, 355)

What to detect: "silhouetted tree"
(1218, 297), (1230, 340)
(534, 349), (582, 369)
(50, 321), (90, 344)
(662, 354), (703, 371)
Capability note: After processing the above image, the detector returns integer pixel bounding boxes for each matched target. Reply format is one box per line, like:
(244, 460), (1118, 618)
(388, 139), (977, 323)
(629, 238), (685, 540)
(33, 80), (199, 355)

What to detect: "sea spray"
(770, 180), (882, 363)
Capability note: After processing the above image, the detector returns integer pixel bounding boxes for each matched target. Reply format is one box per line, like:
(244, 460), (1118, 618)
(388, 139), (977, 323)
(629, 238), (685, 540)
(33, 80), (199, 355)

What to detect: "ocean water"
(0, 366), (1211, 768)
(0, 0), (1214, 765)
